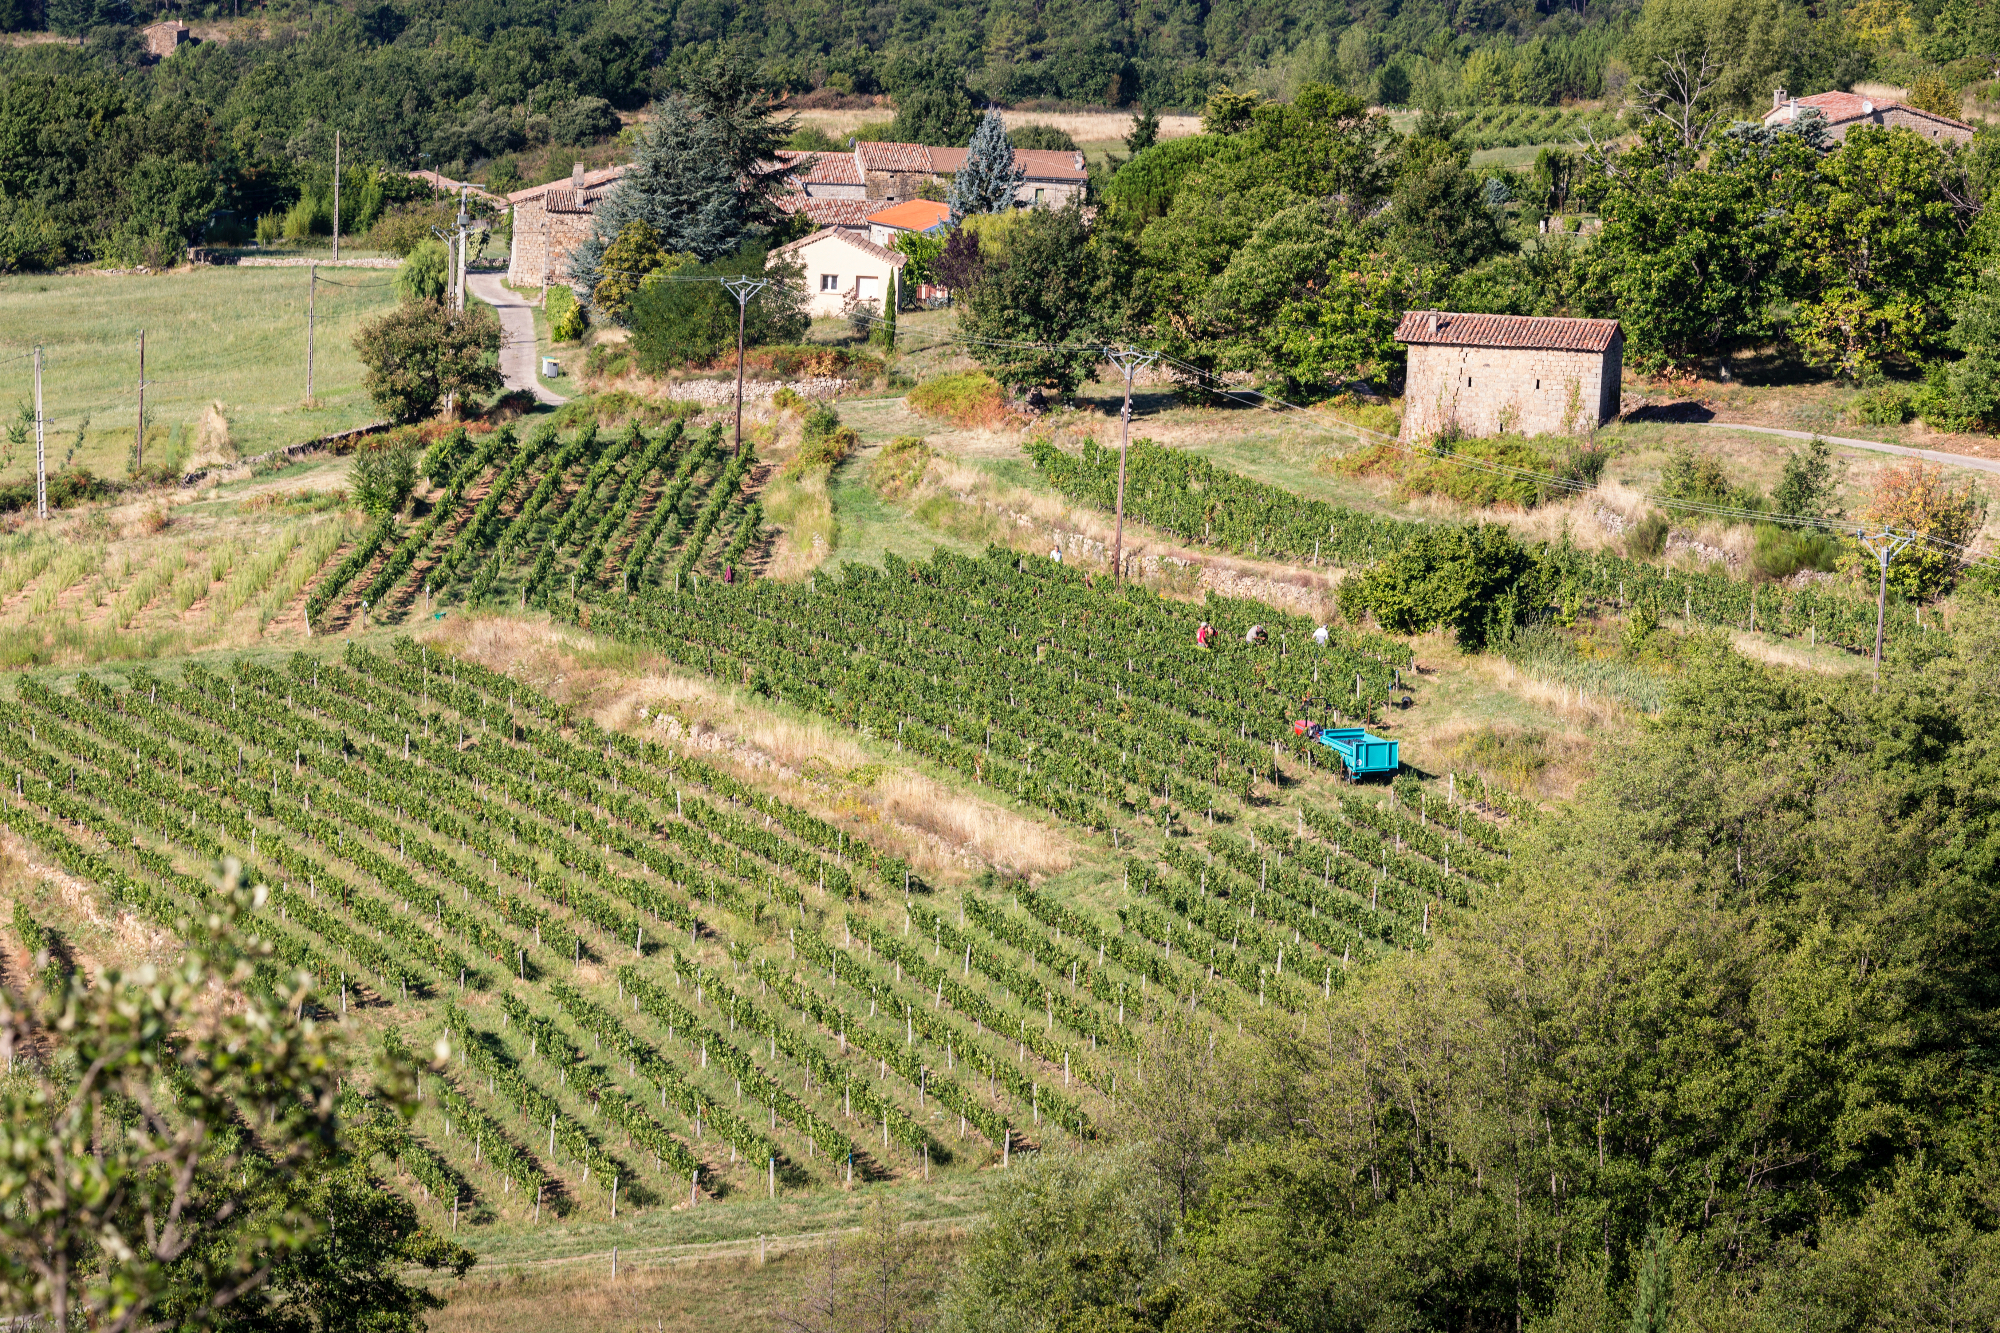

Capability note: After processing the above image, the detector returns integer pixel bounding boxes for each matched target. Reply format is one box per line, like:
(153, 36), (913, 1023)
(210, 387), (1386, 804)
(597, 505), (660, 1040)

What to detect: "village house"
(1397, 312), (1623, 441)
(1763, 88), (1975, 144)
(771, 228), (907, 319)
(505, 162), (627, 289)
(773, 143), (1087, 208)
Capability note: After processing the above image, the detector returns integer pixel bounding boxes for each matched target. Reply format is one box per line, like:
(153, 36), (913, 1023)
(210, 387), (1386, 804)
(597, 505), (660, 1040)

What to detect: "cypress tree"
(948, 109), (1024, 224)
(1626, 1227), (1673, 1333)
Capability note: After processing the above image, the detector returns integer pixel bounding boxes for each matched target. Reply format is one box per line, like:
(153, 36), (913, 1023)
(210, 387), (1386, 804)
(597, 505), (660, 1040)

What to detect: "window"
(857, 275), (881, 301)
(820, 274), (839, 291)
(1535, 379), (1541, 390)
(1034, 187), (1047, 204)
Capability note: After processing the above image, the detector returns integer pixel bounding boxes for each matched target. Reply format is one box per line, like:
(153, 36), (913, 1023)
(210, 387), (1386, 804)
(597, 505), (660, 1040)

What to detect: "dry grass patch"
(419, 613), (1082, 881)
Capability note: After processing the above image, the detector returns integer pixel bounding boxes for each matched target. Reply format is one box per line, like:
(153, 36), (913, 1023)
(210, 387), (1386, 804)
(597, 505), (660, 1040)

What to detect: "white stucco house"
(771, 227), (909, 319)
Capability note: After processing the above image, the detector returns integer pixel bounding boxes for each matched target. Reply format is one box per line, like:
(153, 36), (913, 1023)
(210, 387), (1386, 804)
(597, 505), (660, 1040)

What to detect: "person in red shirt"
(1196, 621), (1214, 649)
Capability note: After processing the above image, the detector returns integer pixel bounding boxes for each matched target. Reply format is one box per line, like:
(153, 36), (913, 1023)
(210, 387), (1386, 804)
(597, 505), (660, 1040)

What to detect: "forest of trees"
(5, 0), (2000, 268)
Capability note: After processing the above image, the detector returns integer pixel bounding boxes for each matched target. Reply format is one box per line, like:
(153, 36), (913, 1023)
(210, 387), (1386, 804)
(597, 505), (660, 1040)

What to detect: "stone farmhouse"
(772, 143), (1088, 209)
(505, 140), (1082, 293)
(1763, 88), (1974, 145)
(1397, 312), (1623, 441)
(504, 163), (627, 289)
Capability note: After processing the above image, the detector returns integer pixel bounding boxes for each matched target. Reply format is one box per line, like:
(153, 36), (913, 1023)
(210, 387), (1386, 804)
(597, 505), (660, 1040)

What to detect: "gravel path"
(467, 272), (566, 406)
(1695, 420), (2000, 476)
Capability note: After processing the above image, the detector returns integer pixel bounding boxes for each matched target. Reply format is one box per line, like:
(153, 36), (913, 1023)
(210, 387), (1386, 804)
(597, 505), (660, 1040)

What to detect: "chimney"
(1427, 312), (1439, 335)
(1773, 87), (1787, 111)
(571, 162), (586, 189)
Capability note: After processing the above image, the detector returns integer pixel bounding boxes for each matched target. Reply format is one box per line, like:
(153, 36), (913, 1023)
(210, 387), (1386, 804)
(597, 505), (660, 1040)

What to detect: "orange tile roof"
(1396, 311), (1621, 353)
(855, 141), (934, 173)
(1765, 91), (1974, 133)
(926, 147), (1087, 181)
(774, 149), (863, 186)
(866, 199), (951, 231)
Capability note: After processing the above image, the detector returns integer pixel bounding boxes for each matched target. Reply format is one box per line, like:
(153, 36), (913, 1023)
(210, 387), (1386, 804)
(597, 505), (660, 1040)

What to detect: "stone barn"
(505, 162), (627, 290)
(1396, 311), (1623, 442)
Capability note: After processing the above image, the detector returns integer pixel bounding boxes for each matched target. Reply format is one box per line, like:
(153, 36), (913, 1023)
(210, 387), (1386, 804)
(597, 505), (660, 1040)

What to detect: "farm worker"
(1245, 624), (1268, 645)
(1195, 622), (1214, 649)
(1050, 546), (1062, 563)
(1313, 624), (1330, 647)
(723, 564), (735, 584)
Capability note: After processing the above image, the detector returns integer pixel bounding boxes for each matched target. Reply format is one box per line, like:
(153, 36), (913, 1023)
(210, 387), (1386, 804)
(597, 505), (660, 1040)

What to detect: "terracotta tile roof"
(855, 141), (934, 173)
(777, 197), (876, 227)
(1764, 91), (1974, 133)
(772, 227), (908, 267)
(867, 199), (952, 231)
(926, 146), (1087, 181)
(774, 149), (863, 186)
(1395, 311), (1621, 353)
(508, 165), (626, 206)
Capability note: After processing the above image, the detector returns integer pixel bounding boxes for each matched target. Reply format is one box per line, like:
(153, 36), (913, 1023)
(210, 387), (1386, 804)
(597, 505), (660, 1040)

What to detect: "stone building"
(505, 163), (626, 289)
(1396, 312), (1623, 441)
(772, 143), (1087, 208)
(142, 21), (189, 57)
(1763, 88), (1974, 145)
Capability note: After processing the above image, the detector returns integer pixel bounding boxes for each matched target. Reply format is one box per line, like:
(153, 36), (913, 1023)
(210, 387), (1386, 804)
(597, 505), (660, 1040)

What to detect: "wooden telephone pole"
(134, 329), (145, 471)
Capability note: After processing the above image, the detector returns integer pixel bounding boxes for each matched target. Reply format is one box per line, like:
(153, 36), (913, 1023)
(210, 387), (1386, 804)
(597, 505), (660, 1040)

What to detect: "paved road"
(466, 272), (566, 405)
(1696, 419), (2000, 477)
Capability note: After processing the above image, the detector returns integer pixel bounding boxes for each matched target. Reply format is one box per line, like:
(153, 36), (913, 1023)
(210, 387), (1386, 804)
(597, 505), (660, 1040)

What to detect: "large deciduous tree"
(0, 870), (473, 1332)
(959, 200), (1106, 397)
(353, 300), (502, 421)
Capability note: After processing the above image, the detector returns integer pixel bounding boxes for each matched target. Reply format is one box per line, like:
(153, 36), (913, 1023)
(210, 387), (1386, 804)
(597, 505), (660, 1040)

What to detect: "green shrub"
(366, 201), (455, 258)
(784, 402), (859, 477)
(1751, 523), (1843, 579)
(1628, 511), (1669, 558)
(548, 286), (587, 342)
(350, 438), (418, 515)
(908, 371), (1009, 428)
(1850, 385), (1913, 425)
(1397, 436), (1552, 509)
(395, 239), (450, 304)
(1337, 522), (1549, 648)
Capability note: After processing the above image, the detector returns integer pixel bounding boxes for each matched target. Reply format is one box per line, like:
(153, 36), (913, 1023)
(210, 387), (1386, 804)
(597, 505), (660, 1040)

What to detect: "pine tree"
(948, 109), (1023, 224)
(567, 94), (752, 306)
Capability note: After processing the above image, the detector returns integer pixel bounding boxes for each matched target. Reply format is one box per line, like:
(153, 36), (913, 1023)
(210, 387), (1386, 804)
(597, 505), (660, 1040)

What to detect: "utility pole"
(720, 275), (769, 456)
(32, 346), (44, 521)
(332, 130), (341, 262)
(134, 329), (145, 472)
(305, 263), (317, 404)
(1859, 527), (1914, 693)
(1105, 346), (1158, 586)
(456, 187), (470, 312)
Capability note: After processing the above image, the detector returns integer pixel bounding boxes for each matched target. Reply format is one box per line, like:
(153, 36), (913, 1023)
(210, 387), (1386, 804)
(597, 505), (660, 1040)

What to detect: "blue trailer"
(1317, 727), (1399, 781)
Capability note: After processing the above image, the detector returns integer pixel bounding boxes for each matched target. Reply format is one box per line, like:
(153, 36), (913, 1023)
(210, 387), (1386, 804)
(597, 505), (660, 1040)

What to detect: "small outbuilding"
(142, 20), (189, 57)
(1396, 311), (1623, 442)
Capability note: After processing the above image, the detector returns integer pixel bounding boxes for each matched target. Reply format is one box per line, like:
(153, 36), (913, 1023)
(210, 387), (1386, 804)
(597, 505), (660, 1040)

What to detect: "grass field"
(0, 266), (403, 481)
